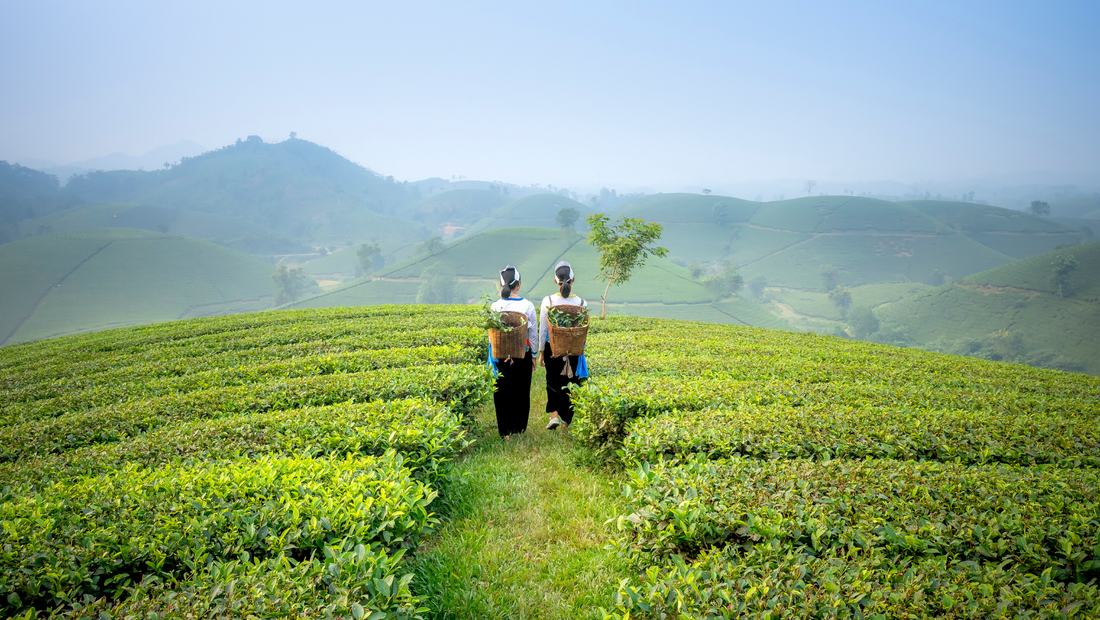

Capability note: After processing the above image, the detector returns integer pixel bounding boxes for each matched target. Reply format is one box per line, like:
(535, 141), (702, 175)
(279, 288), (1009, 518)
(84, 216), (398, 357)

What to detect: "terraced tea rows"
(574, 319), (1100, 619)
(0, 306), (492, 619)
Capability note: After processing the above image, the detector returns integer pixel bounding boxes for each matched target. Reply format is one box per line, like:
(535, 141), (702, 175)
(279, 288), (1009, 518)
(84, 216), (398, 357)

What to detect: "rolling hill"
(0, 228), (275, 345)
(289, 226), (789, 330)
(877, 242), (1100, 374)
(464, 194), (593, 235)
(396, 189), (511, 231)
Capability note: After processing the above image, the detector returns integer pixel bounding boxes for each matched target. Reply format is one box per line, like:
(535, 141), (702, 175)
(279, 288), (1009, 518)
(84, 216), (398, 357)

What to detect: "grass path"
(410, 374), (631, 619)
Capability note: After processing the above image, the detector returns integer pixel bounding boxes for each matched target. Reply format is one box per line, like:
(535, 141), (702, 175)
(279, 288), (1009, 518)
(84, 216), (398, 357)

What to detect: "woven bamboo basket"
(488, 311), (528, 360)
(547, 305), (589, 357)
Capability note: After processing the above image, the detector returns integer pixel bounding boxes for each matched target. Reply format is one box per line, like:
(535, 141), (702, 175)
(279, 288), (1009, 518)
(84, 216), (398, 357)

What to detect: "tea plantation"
(2, 308), (1098, 618)
(574, 319), (1100, 619)
(0, 306), (491, 618)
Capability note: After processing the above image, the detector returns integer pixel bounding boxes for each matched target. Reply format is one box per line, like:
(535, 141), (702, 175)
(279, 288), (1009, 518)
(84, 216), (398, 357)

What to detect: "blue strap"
(576, 354), (589, 379)
(487, 342), (499, 377)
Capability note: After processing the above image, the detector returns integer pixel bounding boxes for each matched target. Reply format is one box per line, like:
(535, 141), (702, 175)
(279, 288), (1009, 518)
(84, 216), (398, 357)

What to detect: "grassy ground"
(411, 373), (630, 619)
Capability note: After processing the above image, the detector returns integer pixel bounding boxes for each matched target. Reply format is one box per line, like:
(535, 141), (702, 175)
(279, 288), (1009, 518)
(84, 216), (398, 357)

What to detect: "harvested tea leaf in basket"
(478, 295), (519, 332)
(548, 304), (589, 328)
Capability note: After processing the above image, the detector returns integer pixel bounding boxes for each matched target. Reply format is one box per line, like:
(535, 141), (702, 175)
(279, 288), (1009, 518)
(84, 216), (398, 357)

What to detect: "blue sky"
(1, 0), (1097, 189)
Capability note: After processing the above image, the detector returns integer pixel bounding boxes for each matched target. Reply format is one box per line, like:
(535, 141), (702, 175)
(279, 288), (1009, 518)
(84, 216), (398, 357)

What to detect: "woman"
(536, 261), (589, 430)
(488, 264), (538, 439)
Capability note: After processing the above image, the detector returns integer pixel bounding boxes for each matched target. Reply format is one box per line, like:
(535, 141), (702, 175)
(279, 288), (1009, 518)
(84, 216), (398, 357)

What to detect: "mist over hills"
(1, 135), (1096, 373)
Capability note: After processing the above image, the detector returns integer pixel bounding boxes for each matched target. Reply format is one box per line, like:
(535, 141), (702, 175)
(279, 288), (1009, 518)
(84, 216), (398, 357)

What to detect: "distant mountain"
(60, 136), (422, 242)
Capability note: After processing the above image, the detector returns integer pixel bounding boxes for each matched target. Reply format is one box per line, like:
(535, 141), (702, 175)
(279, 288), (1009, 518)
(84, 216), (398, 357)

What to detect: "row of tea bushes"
(0, 398), (468, 488)
(0, 319), (483, 393)
(572, 374), (1099, 451)
(1, 343), (475, 425)
(613, 457), (1100, 580)
(0, 364), (492, 462)
(621, 406), (1100, 467)
(0, 305), (480, 371)
(602, 544), (1100, 619)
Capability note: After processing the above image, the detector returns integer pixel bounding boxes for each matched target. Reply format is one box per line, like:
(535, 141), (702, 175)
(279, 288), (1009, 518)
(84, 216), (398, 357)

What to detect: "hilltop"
(0, 228), (274, 345)
(878, 242), (1100, 374)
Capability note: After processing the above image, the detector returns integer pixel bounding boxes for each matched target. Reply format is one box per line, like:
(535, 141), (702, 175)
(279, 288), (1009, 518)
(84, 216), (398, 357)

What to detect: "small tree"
(1050, 254), (1079, 298)
(804, 180), (817, 196)
(416, 263), (457, 304)
(989, 329), (1025, 362)
(828, 286), (852, 317)
(586, 213), (668, 318)
(156, 222), (170, 234)
(1079, 226), (1094, 243)
(415, 236), (445, 256)
(357, 243), (384, 273)
(703, 261), (743, 302)
(820, 264), (839, 292)
(712, 202), (731, 226)
(847, 306), (879, 339)
(556, 207), (580, 230)
(1030, 200), (1051, 216)
(688, 260), (705, 280)
(748, 276), (767, 299)
(702, 188), (711, 195)
(272, 266), (316, 305)
(928, 269), (946, 287)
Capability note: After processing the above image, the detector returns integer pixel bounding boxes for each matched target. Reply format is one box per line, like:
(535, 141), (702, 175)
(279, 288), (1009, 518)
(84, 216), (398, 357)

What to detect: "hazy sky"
(2, 0), (1098, 189)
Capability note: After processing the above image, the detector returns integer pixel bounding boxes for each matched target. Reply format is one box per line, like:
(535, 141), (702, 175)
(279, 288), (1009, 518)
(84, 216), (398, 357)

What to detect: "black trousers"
(493, 351), (532, 436)
(543, 341), (585, 424)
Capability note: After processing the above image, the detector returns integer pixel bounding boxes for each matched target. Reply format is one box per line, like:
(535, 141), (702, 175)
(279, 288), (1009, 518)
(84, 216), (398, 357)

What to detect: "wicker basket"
(488, 311), (528, 360)
(547, 305), (589, 357)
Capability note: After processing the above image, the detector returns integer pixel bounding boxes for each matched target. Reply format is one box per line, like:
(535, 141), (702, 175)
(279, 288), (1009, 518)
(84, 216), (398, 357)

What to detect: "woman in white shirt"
(536, 261), (588, 430)
(488, 264), (538, 439)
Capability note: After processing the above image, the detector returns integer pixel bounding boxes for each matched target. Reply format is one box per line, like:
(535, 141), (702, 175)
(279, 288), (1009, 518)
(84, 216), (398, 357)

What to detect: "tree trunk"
(600, 267), (617, 319)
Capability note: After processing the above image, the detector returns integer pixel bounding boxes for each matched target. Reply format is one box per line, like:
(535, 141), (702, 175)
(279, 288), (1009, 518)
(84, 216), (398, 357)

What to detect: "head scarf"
(553, 260), (574, 283)
(499, 265), (520, 287)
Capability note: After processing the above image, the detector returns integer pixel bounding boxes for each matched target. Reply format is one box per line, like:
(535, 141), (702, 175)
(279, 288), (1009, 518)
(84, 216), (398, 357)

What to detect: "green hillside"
(903, 199), (1082, 258)
(397, 189), (510, 230)
(878, 242), (1100, 374)
(290, 226), (789, 330)
(1051, 194), (1100, 219)
(0, 228), (275, 345)
(1, 310), (1097, 618)
(613, 194), (1019, 290)
(464, 194), (593, 235)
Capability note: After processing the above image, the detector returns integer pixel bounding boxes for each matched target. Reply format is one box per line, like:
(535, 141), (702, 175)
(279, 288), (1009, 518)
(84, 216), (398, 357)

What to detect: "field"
(295, 226), (788, 328)
(570, 318), (1100, 619)
(463, 194), (593, 236)
(879, 242), (1100, 374)
(0, 305), (492, 618)
(3, 309), (1097, 618)
(0, 229), (275, 345)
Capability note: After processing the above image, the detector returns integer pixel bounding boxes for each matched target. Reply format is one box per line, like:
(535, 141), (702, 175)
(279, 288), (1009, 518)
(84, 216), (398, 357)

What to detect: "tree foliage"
(703, 262), (743, 302)
(847, 306), (879, 339)
(555, 207), (580, 230)
(585, 213), (668, 318)
(712, 202), (731, 226)
(820, 264), (839, 293)
(416, 263), (457, 304)
(828, 286), (852, 316)
(272, 266), (317, 305)
(1030, 200), (1051, 217)
(1050, 254), (1079, 298)
(356, 243), (384, 274)
(415, 236), (445, 257)
(748, 276), (767, 299)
